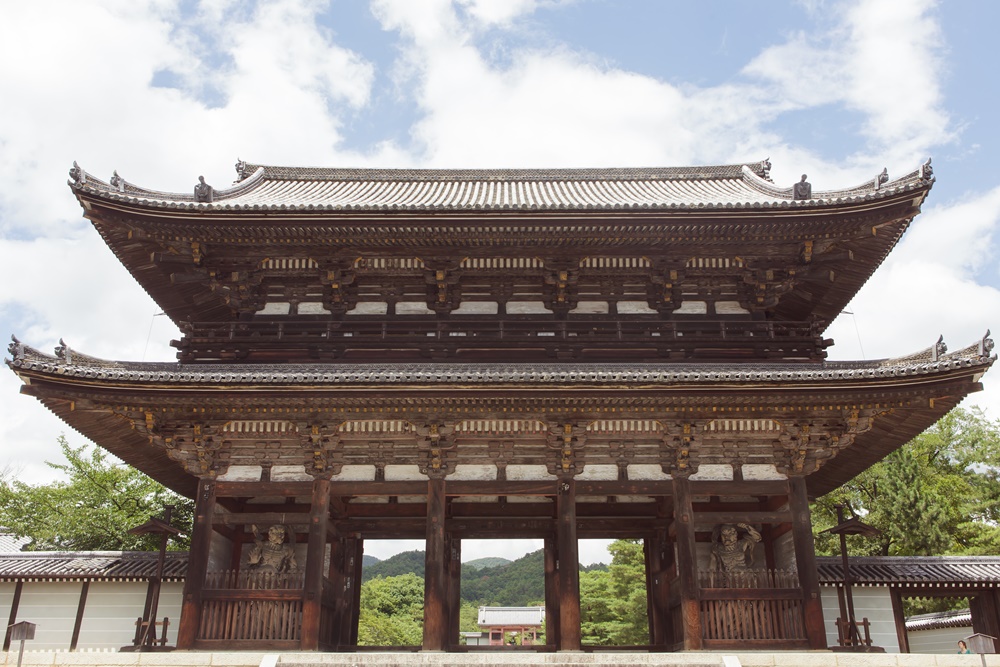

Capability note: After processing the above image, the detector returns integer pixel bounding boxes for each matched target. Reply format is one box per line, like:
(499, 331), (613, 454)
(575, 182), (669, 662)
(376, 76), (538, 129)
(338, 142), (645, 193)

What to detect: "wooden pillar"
(447, 535), (462, 646)
(672, 474), (702, 650)
(2, 581), (23, 651)
(301, 477), (331, 650)
(177, 478), (216, 649)
(337, 536), (360, 647)
(70, 581), (90, 651)
(646, 529), (671, 648)
(556, 479), (581, 651)
(543, 535), (560, 649)
(789, 476), (827, 650)
(327, 534), (345, 648)
(348, 538), (364, 646)
(971, 590), (1000, 652)
(888, 587), (909, 653)
(422, 477), (448, 650)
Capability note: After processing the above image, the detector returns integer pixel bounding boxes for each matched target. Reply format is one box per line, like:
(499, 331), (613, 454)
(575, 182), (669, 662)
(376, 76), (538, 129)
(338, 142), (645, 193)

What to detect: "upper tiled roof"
(816, 556), (1000, 588)
(7, 333), (993, 387)
(68, 159), (934, 213)
(0, 551), (188, 582)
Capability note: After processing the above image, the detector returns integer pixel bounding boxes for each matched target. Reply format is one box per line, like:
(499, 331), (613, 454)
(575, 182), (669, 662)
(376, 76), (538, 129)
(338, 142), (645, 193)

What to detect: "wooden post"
(447, 535), (462, 647)
(543, 535), (560, 649)
(888, 587), (909, 653)
(301, 477), (331, 650)
(2, 581), (22, 651)
(556, 478), (581, 651)
(971, 590), (1000, 653)
(70, 581), (90, 651)
(177, 478), (216, 649)
(789, 476), (827, 650)
(646, 529), (671, 648)
(672, 474), (702, 650)
(348, 538), (364, 646)
(644, 537), (655, 645)
(422, 477), (448, 650)
(327, 534), (345, 648)
(337, 537), (359, 648)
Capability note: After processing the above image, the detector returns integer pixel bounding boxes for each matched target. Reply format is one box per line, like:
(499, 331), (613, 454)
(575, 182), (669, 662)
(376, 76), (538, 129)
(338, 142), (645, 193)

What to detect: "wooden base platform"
(3, 651), (998, 667)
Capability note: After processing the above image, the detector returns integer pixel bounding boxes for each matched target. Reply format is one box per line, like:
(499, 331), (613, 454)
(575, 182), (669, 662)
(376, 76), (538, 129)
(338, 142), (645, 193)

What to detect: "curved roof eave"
(66, 159), (934, 215)
(7, 333), (992, 390)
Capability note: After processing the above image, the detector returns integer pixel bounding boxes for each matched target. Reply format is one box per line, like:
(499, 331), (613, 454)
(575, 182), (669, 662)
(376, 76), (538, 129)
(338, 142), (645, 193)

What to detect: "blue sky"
(1, 0), (999, 563)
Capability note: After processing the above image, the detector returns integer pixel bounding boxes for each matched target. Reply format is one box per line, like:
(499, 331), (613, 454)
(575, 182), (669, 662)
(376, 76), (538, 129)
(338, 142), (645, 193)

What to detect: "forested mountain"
(464, 557), (511, 570)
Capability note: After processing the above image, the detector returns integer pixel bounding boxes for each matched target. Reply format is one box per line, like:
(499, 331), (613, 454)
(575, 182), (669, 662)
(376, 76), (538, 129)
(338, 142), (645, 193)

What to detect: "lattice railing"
(698, 569), (806, 642)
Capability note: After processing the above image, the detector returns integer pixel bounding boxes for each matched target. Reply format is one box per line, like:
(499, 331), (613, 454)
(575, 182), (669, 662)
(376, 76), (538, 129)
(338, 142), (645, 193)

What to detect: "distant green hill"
(362, 554), (379, 567)
(359, 548), (606, 606)
(464, 556), (511, 570)
(362, 549), (425, 582)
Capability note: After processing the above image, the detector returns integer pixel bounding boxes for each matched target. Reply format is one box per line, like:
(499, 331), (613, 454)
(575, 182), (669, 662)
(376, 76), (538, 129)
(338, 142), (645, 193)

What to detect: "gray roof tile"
(68, 161), (932, 213)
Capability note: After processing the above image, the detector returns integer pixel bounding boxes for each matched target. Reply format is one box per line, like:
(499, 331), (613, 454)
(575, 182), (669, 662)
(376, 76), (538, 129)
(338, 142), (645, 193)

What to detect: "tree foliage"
(580, 539), (649, 645)
(357, 573), (425, 645)
(812, 408), (1000, 558)
(0, 436), (193, 551)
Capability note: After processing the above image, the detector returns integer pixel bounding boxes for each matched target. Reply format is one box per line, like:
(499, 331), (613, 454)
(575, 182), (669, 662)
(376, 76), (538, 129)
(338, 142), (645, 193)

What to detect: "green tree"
(0, 436), (193, 551)
(813, 408), (1000, 557)
(580, 539), (649, 645)
(357, 573), (425, 645)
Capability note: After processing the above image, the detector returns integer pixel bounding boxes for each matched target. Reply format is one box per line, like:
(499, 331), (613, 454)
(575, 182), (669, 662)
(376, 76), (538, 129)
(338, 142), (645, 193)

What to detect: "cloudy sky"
(1, 0), (998, 564)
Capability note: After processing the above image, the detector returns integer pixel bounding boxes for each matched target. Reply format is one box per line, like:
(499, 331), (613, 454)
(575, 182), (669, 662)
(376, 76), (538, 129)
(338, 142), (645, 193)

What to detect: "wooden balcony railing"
(174, 317), (830, 363)
(197, 570), (307, 644)
(698, 569), (807, 644)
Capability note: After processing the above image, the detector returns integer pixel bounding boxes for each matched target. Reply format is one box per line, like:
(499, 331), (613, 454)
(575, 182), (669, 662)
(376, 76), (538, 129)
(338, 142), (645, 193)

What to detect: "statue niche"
(709, 522), (761, 574)
(246, 524), (297, 574)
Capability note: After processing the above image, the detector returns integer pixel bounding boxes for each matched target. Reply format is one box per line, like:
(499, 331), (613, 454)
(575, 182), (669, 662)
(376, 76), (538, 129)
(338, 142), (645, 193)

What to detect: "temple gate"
(7, 158), (993, 651)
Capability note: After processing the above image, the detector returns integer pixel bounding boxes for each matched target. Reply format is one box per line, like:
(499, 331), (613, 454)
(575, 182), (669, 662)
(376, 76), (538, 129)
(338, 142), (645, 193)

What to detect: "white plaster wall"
(820, 585), (900, 653)
(75, 581), (183, 650)
(908, 625), (974, 654)
(1, 580), (184, 651)
(6, 581), (82, 650)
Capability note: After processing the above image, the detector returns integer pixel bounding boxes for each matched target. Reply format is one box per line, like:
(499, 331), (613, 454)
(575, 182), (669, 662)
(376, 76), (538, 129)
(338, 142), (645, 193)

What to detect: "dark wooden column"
(337, 536), (361, 648)
(177, 478), (216, 649)
(646, 528), (671, 648)
(447, 535), (462, 647)
(672, 474), (702, 650)
(348, 538), (364, 646)
(423, 477), (448, 650)
(2, 581), (22, 651)
(971, 589), (1000, 652)
(326, 533), (345, 648)
(543, 535), (560, 649)
(788, 475), (827, 650)
(888, 587), (909, 653)
(302, 477), (331, 650)
(70, 581), (90, 651)
(556, 479), (581, 651)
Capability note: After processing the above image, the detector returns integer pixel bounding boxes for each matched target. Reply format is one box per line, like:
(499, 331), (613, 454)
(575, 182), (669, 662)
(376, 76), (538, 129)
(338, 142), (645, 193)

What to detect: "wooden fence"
(197, 570), (306, 643)
(698, 569), (806, 643)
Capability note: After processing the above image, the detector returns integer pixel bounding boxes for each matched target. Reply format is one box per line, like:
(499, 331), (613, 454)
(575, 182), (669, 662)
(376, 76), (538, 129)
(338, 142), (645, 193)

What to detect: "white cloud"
(744, 0), (949, 168)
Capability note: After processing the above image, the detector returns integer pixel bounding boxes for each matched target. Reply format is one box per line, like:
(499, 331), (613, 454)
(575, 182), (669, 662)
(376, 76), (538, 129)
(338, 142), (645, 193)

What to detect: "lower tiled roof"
(906, 609), (972, 631)
(6, 335), (993, 387)
(0, 551), (188, 582)
(817, 556), (1000, 588)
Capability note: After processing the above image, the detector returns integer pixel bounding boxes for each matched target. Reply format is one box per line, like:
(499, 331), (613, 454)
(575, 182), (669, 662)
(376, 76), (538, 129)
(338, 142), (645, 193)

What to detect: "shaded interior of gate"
(182, 474), (823, 652)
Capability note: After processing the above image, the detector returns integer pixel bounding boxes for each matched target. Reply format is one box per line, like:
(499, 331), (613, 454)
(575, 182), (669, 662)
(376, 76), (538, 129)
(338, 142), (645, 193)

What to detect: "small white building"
(477, 606), (545, 645)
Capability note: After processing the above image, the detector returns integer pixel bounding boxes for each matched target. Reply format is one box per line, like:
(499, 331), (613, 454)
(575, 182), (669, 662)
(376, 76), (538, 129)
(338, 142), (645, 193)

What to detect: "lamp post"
(823, 504), (881, 651)
(128, 505), (181, 650)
